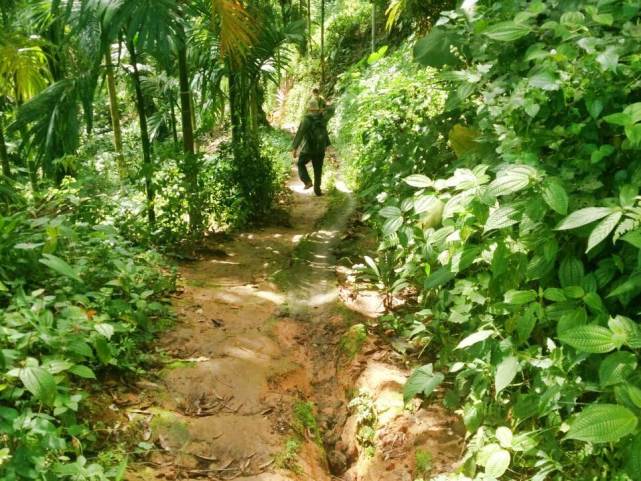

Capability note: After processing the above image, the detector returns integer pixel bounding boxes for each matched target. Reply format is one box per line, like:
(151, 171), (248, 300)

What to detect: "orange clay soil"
(122, 169), (463, 481)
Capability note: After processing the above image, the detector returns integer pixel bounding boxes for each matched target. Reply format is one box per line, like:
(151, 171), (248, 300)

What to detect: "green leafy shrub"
(0, 201), (175, 479)
(336, 1), (641, 479)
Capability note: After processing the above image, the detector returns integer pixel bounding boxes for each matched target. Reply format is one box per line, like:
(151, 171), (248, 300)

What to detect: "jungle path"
(126, 168), (462, 481)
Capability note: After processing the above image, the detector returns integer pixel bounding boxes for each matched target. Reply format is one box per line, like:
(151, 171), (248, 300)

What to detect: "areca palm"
(90, 0), (181, 226)
(222, 0), (304, 218)
(0, 16), (50, 179)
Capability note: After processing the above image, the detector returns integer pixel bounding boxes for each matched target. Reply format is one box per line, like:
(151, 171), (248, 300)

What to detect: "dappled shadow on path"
(123, 169), (462, 481)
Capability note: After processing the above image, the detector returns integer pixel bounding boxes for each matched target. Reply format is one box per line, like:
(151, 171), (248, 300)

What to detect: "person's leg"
(297, 154), (313, 188)
(311, 153), (325, 196)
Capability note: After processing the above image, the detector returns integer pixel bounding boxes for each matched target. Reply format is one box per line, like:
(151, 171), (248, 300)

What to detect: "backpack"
(304, 114), (329, 153)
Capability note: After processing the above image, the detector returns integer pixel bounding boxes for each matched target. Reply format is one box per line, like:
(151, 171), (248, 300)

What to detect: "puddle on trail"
(123, 171), (462, 481)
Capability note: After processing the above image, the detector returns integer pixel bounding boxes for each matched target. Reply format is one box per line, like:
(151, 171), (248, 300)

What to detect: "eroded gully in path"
(126, 169), (462, 481)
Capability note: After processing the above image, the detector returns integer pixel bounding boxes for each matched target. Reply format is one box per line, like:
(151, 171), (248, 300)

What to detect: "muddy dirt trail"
(125, 170), (463, 481)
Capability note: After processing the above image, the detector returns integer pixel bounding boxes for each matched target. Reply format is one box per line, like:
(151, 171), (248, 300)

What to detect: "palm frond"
(211, 0), (256, 62)
(0, 32), (50, 101)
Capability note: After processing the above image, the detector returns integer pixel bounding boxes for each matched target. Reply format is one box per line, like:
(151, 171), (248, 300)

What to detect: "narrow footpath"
(124, 170), (462, 481)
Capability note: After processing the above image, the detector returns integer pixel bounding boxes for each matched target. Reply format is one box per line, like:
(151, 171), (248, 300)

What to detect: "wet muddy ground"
(118, 171), (462, 481)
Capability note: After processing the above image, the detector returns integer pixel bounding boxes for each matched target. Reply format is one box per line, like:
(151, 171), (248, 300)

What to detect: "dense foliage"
(334, 1), (641, 479)
(1, 0), (307, 478)
(0, 186), (176, 479)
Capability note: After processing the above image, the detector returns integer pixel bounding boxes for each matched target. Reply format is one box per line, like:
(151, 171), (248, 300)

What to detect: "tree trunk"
(169, 95), (179, 144)
(128, 40), (156, 227)
(177, 41), (202, 234)
(105, 51), (126, 178)
(0, 113), (9, 178)
(320, 0), (325, 86)
(371, 1), (376, 53)
(307, 0), (311, 52)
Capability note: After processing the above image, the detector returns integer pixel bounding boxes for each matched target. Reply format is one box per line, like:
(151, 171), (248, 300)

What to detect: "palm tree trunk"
(371, 1), (376, 53)
(320, 0), (325, 86)
(177, 41), (202, 234)
(105, 51), (126, 178)
(307, 0), (311, 52)
(169, 95), (179, 144)
(128, 40), (156, 227)
(0, 113), (10, 178)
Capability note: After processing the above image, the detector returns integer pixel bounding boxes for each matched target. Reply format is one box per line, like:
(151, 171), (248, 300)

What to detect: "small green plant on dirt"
(415, 449), (432, 478)
(293, 401), (322, 445)
(274, 437), (302, 474)
(340, 323), (367, 358)
(348, 392), (377, 450)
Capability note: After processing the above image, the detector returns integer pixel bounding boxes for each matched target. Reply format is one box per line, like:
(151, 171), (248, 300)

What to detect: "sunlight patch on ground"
(307, 289), (339, 308)
(254, 290), (285, 305)
(207, 259), (240, 265)
(334, 180), (352, 193)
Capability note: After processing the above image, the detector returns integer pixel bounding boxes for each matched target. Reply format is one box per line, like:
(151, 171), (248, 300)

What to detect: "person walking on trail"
(291, 88), (331, 197)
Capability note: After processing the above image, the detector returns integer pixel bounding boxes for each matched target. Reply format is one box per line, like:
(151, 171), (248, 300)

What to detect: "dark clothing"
(291, 112), (331, 156)
(298, 152), (324, 195)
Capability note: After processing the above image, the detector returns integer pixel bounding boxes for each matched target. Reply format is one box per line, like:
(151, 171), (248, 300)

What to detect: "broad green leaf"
(414, 195), (440, 214)
(516, 307), (537, 343)
(591, 144), (615, 164)
(626, 433), (641, 479)
(541, 180), (568, 215)
(543, 288), (567, 302)
(94, 337), (112, 364)
(414, 28), (458, 67)
(597, 46), (619, 72)
(484, 206), (519, 232)
(478, 443), (501, 466)
(607, 273), (641, 299)
(586, 98), (603, 119)
(566, 404), (637, 443)
(485, 448), (511, 478)
(604, 112), (633, 126)
(504, 289), (537, 305)
(456, 330), (494, 349)
(592, 12), (614, 25)
(621, 229), (641, 248)
(625, 124), (641, 146)
(558, 325), (618, 353)
(363, 256), (380, 277)
(529, 71), (560, 91)
(487, 172), (530, 197)
(583, 292), (605, 313)
(367, 45), (388, 64)
(403, 364), (445, 403)
(484, 21), (532, 41)
(19, 367), (57, 406)
(555, 207), (614, 230)
(496, 427), (513, 449)
(495, 356), (519, 395)
(559, 257), (584, 287)
(599, 352), (637, 387)
(382, 216), (403, 236)
(619, 185), (638, 207)
(616, 384), (641, 410)
(404, 174), (432, 188)
(586, 211), (622, 252)
(380, 206), (402, 218)
(69, 365), (96, 379)
(560, 11), (585, 26)
(609, 316), (641, 348)
(95, 323), (115, 339)
(39, 254), (82, 283)
(424, 268), (456, 289)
